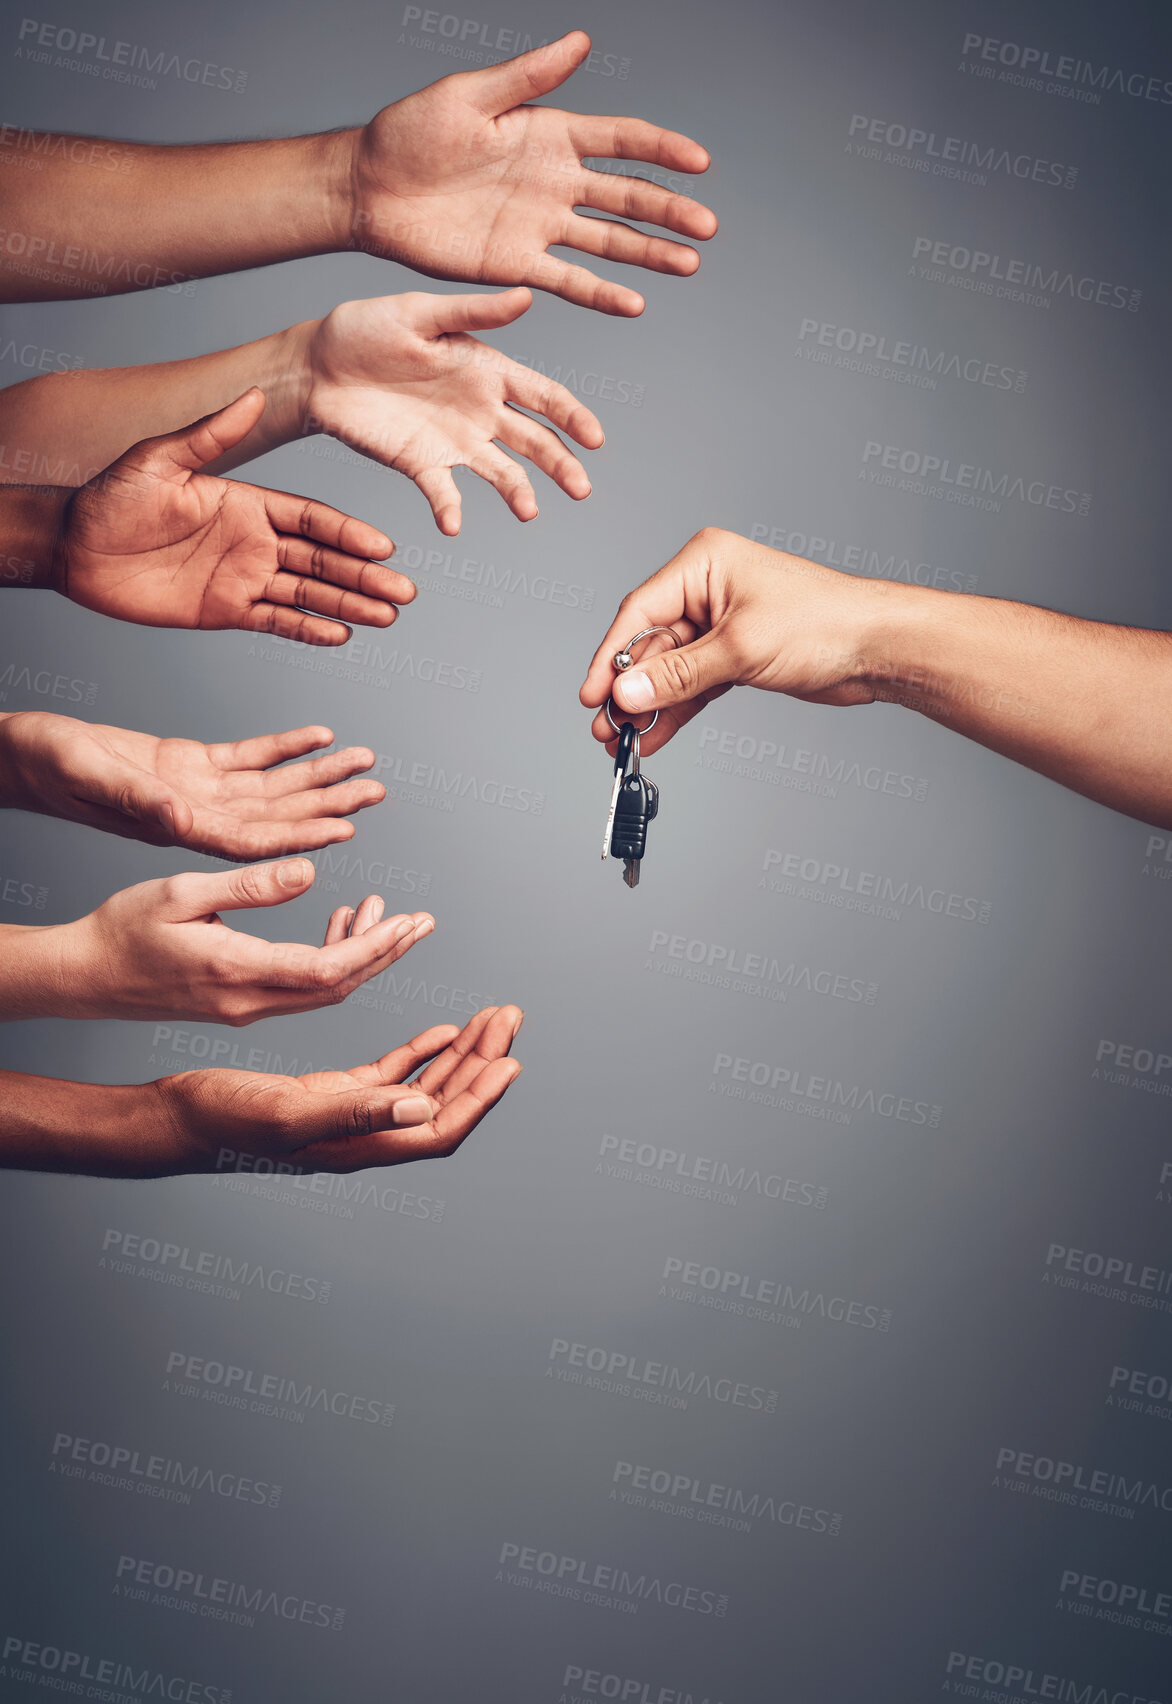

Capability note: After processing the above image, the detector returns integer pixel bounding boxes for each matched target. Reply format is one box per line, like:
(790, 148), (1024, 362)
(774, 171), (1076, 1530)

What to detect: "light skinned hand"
(298, 289), (604, 535)
(157, 1005), (524, 1174)
(0, 713), (386, 858)
(54, 389), (414, 645)
(350, 30), (717, 316)
(49, 859), (433, 1024)
(581, 527), (898, 757)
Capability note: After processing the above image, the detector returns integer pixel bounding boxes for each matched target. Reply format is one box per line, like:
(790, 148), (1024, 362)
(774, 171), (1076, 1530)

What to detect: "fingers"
(503, 365), (604, 450)
(467, 447), (538, 522)
(414, 466), (464, 537)
(422, 1055), (522, 1154)
(425, 286), (533, 337)
(495, 410), (591, 500)
(576, 170), (718, 241)
(160, 857), (317, 920)
(209, 725), (337, 772)
(256, 743), (377, 796)
(265, 912), (434, 998)
(239, 603), (353, 647)
(580, 586), (697, 709)
(594, 682), (733, 758)
(462, 28), (591, 115)
(568, 115), (712, 177)
(280, 1080), (441, 1153)
(275, 536), (414, 609)
(131, 388), (268, 478)
(413, 1005), (524, 1097)
(562, 212), (701, 278)
(263, 778), (385, 823)
(526, 251), (644, 318)
(262, 489), (395, 567)
(351, 1024), (463, 1088)
(263, 567), (397, 630)
(610, 629), (737, 721)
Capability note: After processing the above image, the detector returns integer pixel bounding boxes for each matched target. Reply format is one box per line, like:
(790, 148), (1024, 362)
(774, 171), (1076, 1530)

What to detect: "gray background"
(1, 0), (1171, 1698)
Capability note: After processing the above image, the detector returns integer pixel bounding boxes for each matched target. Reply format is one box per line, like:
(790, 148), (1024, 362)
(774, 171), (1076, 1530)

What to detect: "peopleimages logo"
(796, 316), (1027, 393)
(711, 1051), (942, 1128)
(993, 1445), (1172, 1518)
(912, 235), (1142, 312)
(611, 1460), (843, 1538)
(101, 1227), (330, 1305)
(661, 1257), (892, 1332)
(113, 1553), (345, 1632)
(0, 1636), (230, 1703)
(748, 520), (977, 592)
(697, 724), (929, 802)
(1108, 1365), (1172, 1422)
(846, 113), (1077, 189)
(1044, 1242), (1172, 1317)
(959, 32), (1172, 105)
(597, 1133), (828, 1211)
(761, 848), (992, 925)
(646, 929), (877, 1006)
(163, 1350), (394, 1427)
(560, 1663), (729, 1704)
(546, 1338), (778, 1415)
(861, 440), (1091, 516)
(496, 1543), (727, 1618)
(1092, 1038), (1172, 1099)
(51, 1429), (281, 1510)
(1056, 1569), (1172, 1638)
(944, 1649), (1165, 1703)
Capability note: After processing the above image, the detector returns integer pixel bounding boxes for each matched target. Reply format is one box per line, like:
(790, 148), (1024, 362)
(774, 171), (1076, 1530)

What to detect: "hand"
(349, 31), (717, 316)
(53, 859), (433, 1024)
(155, 1005), (524, 1174)
(0, 713), (386, 858)
(54, 389), (415, 645)
(299, 289), (603, 535)
(581, 528), (902, 757)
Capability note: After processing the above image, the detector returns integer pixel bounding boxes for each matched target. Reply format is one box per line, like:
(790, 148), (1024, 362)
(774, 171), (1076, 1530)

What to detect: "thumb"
(427, 287), (532, 336)
(129, 388), (268, 478)
(464, 30), (591, 115)
(289, 1084), (438, 1151)
(612, 630), (737, 715)
(162, 858), (316, 920)
(91, 766), (193, 844)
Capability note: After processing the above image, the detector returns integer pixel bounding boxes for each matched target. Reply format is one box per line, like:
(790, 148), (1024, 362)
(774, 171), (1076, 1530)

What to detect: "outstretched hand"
(351, 31), (717, 316)
(54, 389), (415, 645)
(158, 1005), (524, 1173)
(0, 713), (386, 858)
(303, 289), (603, 534)
(581, 528), (891, 757)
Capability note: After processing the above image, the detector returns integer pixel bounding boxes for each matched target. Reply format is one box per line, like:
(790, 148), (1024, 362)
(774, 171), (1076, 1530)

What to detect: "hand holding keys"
(599, 626), (680, 888)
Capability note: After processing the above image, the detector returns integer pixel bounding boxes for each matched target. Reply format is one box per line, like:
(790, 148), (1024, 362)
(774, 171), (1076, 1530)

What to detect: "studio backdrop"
(1, 0), (1171, 1700)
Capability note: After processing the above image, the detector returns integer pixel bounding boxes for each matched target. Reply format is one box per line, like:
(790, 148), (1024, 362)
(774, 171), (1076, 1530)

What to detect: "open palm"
(305, 289), (602, 534)
(353, 31), (717, 317)
(56, 389), (413, 645)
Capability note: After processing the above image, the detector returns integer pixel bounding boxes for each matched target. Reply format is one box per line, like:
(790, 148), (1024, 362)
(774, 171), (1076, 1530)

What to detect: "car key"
(601, 720), (636, 860)
(610, 772), (659, 888)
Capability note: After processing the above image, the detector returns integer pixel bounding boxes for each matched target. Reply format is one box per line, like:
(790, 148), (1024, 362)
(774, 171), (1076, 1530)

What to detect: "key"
(601, 721), (636, 860)
(610, 774), (658, 888)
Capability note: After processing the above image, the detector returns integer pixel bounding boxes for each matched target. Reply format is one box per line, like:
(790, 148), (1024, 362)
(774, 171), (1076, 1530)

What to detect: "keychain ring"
(605, 625), (682, 734)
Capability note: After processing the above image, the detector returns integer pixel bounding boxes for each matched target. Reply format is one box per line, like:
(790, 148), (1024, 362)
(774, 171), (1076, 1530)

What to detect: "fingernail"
(370, 897), (385, 922)
(616, 670), (653, 710)
(392, 1094), (432, 1127)
(413, 917), (435, 938)
(277, 858), (312, 888)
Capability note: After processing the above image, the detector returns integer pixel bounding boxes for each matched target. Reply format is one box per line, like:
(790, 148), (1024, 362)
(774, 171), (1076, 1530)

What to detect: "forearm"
(0, 1071), (174, 1175)
(0, 322), (317, 483)
(0, 127), (357, 303)
(0, 921), (95, 1019)
(0, 484), (68, 581)
(867, 587), (1172, 827)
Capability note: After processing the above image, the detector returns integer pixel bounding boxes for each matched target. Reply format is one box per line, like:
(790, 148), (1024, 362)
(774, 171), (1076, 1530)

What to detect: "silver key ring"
(605, 625), (683, 734)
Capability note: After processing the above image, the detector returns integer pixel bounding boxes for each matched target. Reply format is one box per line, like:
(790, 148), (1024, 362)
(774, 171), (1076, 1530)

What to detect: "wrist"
(0, 712), (36, 810)
(254, 320), (320, 444)
(855, 580), (957, 705)
(0, 484), (70, 590)
(0, 921), (87, 1020)
(316, 126), (364, 253)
